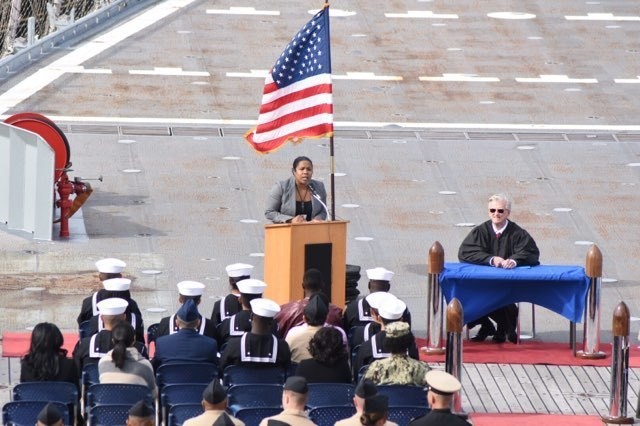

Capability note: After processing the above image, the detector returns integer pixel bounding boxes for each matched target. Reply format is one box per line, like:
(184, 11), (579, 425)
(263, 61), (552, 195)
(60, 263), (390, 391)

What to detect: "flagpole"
(324, 1), (336, 221)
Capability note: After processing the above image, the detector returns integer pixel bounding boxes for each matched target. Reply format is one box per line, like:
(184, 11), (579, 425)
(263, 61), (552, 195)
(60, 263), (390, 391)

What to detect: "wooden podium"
(263, 220), (348, 308)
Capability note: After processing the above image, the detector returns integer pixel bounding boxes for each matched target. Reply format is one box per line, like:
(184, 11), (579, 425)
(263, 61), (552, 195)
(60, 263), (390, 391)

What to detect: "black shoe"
(492, 332), (506, 343)
(507, 331), (518, 344)
(470, 324), (496, 342)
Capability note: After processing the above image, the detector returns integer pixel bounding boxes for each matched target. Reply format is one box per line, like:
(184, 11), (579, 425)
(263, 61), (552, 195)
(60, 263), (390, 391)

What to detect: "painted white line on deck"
(419, 73), (500, 82)
(385, 11), (458, 19)
(27, 115), (640, 132)
(226, 70), (402, 81)
(515, 74), (598, 83)
(614, 76), (640, 84)
(0, 0), (199, 115)
(487, 12), (536, 20)
(129, 67), (210, 77)
(565, 13), (640, 21)
(49, 66), (112, 74)
(309, 9), (356, 17)
(206, 7), (279, 15)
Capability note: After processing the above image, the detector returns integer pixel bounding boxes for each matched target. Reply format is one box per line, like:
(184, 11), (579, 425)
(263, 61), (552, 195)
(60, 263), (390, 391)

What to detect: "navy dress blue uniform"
(352, 330), (419, 380)
(86, 310), (145, 344)
(156, 313), (217, 340)
(211, 294), (242, 327)
(217, 310), (279, 347)
(72, 330), (148, 373)
(152, 328), (218, 370)
(219, 331), (291, 372)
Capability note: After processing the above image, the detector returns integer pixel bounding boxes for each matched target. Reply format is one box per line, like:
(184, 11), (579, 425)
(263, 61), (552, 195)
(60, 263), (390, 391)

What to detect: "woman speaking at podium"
(265, 156), (328, 223)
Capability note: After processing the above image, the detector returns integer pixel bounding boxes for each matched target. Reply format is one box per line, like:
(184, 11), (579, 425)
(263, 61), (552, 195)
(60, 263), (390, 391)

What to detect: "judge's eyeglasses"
(489, 208), (506, 214)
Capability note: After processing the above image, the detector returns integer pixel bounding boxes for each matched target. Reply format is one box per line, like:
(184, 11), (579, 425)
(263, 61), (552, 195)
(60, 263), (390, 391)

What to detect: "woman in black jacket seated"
(21, 322), (79, 387)
(295, 326), (352, 383)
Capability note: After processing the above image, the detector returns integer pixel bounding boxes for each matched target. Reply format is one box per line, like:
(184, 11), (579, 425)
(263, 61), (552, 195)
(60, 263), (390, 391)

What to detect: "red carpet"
(470, 413), (604, 425)
(416, 338), (640, 367)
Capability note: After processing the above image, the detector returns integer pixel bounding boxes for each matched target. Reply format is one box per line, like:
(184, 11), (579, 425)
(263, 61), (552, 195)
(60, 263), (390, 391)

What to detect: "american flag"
(245, 6), (333, 153)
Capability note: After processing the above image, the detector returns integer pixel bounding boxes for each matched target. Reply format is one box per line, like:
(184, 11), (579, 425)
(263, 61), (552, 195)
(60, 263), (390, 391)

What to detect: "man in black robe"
(458, 193), (540, 343)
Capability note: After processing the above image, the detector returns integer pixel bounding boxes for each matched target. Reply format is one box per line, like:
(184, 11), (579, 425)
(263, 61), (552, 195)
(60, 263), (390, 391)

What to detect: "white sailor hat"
(97, 297), (128, 315)
(424, 370), (461, 395)
(96, 258), (126, 274)
(177, 280), (205, 296)
(365, 291), (396, 310)
(226, 263), (254, 278)
(366, 267), (394, 282)
(103, 278), (131, 291)
(249, 298), (281, 318)
(378, 297), (406, 320)
(237, 279), (267, 295)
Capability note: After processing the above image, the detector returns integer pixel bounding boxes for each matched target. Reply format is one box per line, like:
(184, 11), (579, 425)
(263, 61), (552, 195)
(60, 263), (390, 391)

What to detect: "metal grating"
(368, 130), (419, 140)
(170, 126), (221, 137)
(334, 129), (369, 139)
(515, 133), (566, 142)
(220, 127), (250, 136)
(120, 126), (171, 136)
(467, 132), (517, 141)
(565, 133), (616, 142)
(68, 124), (119, 134)
(417, 131), (467, 140)
(613, 134), (640, 142)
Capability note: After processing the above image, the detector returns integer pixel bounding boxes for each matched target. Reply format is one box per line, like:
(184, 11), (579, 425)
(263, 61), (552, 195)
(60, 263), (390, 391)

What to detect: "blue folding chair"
(156, 362), (218, 390)
(87, 383), (153, 407)
(147, 323), (159, 351)
(88, 403), (131, 426)
(222, 364), (286, 387)
(81, 363), (100, 415)
(226, 384), (283, 414)
(160, 383), (207, 423)
(387, 405), (429, 424)
(306, 383), (355, 409)
(167, 403), (203, 426)
(12, 381), (78, 425)
(376, 385), (427, 406)
(233, 406), (281, 425)
(3, 401), (70, 426)
(308, 405), (357, 425)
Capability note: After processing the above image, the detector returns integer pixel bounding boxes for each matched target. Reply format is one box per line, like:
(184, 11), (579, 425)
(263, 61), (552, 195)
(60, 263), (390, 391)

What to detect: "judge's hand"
(492, 256), (505, 267)
(291, 215), (306, 223)
(499, 259), (517, 269)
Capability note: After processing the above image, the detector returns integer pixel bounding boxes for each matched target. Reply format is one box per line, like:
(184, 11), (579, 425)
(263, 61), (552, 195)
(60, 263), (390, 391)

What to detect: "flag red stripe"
(255, 103), (333, 134)
(258, 83), (333, 115)
(246, 123), (333, 153)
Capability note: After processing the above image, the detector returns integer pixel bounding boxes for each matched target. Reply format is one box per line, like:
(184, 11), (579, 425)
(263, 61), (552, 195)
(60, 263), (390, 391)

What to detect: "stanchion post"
(445, 297), (466, 417)
(601, 301), (633, 424)
(577, 244), (606, 359)
(423, 241), (445, 354)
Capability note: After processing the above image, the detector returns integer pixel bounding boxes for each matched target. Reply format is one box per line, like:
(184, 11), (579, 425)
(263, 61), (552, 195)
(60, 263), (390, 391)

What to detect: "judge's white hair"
(488, 193), (512, 210)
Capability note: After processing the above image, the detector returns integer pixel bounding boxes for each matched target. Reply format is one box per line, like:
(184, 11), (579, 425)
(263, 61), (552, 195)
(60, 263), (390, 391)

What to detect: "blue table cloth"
(439, 262), (590, 324)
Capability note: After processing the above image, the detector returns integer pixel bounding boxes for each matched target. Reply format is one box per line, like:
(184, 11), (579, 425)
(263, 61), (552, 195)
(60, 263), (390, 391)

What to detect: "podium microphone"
(309, 183), (330, 221)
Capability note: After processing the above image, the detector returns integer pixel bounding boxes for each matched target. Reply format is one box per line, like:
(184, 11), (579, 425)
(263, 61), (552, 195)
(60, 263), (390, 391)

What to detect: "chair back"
(376, 384), (427, 406)
(147, 323), (160, 351)
(3, 401), (70, 426)
(87, 383), (153, 407)
(12, 381), (78, 426)
(308, 405), (357, 425)
(88, 403), (131, 426)
(160, 383), (208, 424)
(222, 364), (286, 387)
(167, 403), (203, 426)
(82, 363), (100, 392)
(306, 383), (355, 409)
(387, 405), (429, 424)
(226, 384), (283, 414)
(156, 362), (218, 390)
(233, 406), (282, 425)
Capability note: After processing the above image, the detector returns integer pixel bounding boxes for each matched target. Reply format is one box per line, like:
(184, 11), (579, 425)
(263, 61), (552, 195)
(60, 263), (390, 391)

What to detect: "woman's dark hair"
(21, 322), (66, 380)
(308, 326), (347, 366)
(384, 331), (415, 354)
(360, 411), (386, 426)
(111, 322), (135, 369)
(292, 156), (313, 171)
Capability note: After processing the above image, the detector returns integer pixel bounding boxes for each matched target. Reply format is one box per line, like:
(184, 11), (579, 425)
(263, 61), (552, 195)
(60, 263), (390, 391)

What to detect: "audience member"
(126, 400), (155, 426)
(211, 263), (253, 327)
(156, 281), (216, 339)
(98, 322), (157, 396)
(408, 370), (469, 425)
(295, 326), (351, 383)
(363, 322), (428, 386)
(73, 298), (146, 373)
(275, 268), (343, 338)
(36, 402), (64, 426)
(20, 322), (78, 387)
(183, 379), (245, 425)
(219, 298), (291, 372)
(360, 395), (390, 426)
(152, 299), (218, 370)
(259, 376), (315, 426)
(335, 379), (398, 426)
(286, 294), (330, 363)
(458, 193), (540, 344)
(353, 294), (418, 378)
(218, 279), (275, 347)
(84, 277), (145, 343)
